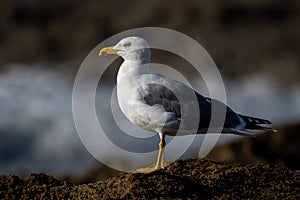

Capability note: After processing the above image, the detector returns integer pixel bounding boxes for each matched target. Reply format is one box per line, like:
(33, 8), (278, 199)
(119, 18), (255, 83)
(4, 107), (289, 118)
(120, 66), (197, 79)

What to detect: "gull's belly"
(117, 84), (168, 133)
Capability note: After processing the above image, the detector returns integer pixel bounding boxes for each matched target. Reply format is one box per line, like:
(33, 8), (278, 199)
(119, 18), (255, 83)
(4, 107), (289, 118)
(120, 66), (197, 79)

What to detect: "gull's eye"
(124, 42), (131, 48)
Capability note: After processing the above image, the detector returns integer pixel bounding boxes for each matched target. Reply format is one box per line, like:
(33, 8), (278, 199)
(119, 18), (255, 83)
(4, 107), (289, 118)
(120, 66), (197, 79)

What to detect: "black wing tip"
(244, 124), (277, 133)
(239, 114), (272, 125)
(266, 127), (277, 133)
(263, 119), (272, 125)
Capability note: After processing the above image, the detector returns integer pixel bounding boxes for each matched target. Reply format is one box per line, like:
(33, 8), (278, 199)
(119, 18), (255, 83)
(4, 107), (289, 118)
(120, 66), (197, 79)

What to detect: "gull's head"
(99, 37), (150, 62)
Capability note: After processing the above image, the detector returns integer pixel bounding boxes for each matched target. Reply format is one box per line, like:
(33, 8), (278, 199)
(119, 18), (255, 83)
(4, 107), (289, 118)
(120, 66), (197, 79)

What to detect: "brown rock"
(1, 159), (299, 199)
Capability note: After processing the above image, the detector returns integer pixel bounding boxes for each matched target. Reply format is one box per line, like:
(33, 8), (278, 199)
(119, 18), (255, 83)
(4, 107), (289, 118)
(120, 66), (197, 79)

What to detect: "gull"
(99, 37), (275, 173)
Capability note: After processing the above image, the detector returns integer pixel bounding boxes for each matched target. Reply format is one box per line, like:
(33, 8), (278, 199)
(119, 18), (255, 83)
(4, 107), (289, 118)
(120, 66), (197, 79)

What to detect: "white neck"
(117, 59), (150, 83)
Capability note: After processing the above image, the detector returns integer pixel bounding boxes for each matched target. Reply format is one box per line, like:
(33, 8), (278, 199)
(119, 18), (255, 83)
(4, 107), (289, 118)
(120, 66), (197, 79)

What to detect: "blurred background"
(0, 0), (299, 183)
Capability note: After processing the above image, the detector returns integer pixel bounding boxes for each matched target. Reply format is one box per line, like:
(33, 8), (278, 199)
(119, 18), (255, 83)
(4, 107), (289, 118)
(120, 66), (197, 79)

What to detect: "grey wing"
(142, 83), (181, 132)
(143, 83), (181, 117)
(142, 83), (245, 134)
(194, 93), (244, 130)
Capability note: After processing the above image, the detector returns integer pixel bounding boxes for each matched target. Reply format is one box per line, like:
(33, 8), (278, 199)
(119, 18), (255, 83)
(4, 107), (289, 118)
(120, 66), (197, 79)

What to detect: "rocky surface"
(1, 159), (299, 199)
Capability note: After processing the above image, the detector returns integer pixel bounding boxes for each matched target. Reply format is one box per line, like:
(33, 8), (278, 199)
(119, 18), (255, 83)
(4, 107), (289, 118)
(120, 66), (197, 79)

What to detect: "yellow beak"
(99, 46), (118, 56)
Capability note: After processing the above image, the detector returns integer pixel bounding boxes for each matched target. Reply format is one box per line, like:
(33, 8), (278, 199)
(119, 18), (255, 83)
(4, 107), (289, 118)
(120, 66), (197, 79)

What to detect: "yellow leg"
(154, 138), (166, 169)
(137, 134), (166, 173)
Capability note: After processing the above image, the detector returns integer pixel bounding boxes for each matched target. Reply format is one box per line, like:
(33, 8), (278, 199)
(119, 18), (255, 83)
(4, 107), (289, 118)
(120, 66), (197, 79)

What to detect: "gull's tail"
(176, 114), (276, 137)
(239, 114), (277, 133)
